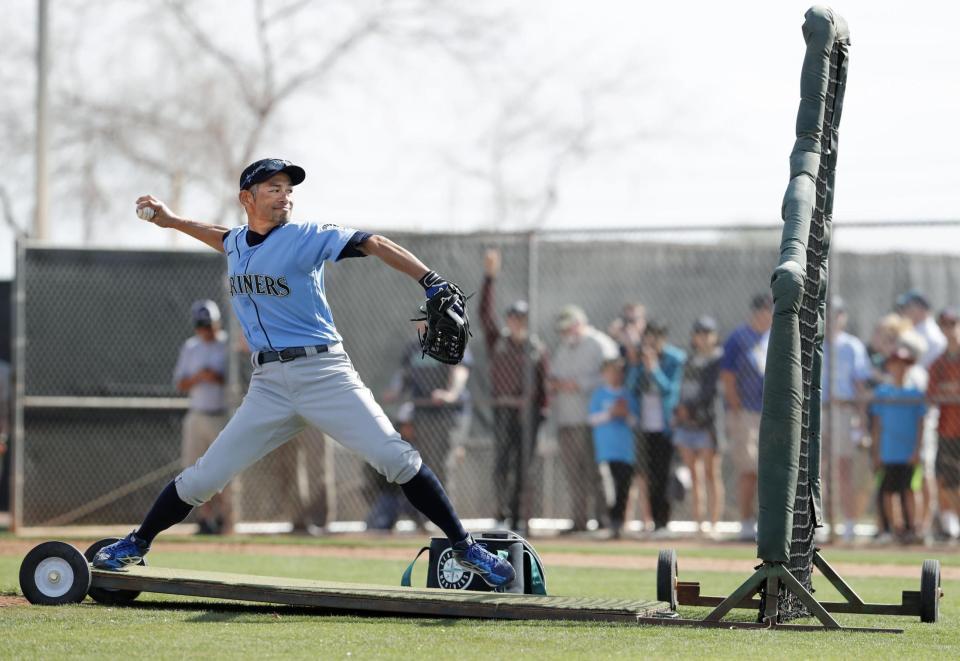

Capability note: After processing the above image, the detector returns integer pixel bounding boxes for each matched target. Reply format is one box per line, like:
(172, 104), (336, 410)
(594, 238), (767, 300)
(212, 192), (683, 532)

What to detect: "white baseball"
(137, 206), (156, 221)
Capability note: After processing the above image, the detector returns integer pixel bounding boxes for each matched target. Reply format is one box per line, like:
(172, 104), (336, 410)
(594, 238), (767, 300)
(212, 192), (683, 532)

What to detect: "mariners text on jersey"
(228, 273), (291, 297)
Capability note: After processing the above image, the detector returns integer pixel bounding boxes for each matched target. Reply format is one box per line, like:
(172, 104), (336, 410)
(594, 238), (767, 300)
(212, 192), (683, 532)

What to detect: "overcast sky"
(2, 0), (959, 279)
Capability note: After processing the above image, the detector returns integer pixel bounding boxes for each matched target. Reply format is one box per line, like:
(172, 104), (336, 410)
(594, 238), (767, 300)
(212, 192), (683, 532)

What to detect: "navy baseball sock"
(135, 480), (194, 545)
(400, 464), (468, 544)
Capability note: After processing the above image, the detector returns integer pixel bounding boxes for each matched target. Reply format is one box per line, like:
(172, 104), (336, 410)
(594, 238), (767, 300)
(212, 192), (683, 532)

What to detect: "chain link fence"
(10, 223), (960, 537)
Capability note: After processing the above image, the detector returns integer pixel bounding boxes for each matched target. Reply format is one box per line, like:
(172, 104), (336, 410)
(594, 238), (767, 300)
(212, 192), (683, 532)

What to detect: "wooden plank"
(91, 566), (667, 622)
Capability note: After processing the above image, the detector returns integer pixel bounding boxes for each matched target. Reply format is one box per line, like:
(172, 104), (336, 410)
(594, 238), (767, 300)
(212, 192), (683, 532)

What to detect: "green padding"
(780, 174), (816, 267)
(757, 5), (849, 563)
(757, 261), (805, 561)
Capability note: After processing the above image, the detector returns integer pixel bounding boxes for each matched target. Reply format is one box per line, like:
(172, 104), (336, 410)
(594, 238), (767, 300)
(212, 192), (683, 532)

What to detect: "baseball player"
(94, 158), (515, 588)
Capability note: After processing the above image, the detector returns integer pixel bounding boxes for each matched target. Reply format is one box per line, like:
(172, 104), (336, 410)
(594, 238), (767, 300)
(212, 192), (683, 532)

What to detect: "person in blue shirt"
(870, 345), (927, 542)
(719, 292), (772, 540)
(589, 358), (640, 539)
(626, 321), (685, 534)
(93, 158), (514, 587)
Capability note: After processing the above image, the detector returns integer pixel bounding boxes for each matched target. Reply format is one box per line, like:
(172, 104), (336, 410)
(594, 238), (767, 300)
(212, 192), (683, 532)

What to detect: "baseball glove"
(415, 272), (471, 365)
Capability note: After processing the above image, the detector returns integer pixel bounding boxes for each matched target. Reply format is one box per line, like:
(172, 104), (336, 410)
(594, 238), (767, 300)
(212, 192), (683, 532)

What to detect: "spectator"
(822, 296), (872, 542)
(673, 316), (724, 537)
(896, 291), (941, 541)
(720, 292), (772, 540)
(173, 300), (233, 535)
(870, 344), (926, 543)
(384, 325), (472, 486)
(868, 313), (914, 384)
(896, 290), (946, 368)
(608, 303), (646, 356)
(549, 305), (619, 532)
(589, 358), (639, 539)
(626, 320), (685, 535)
(866, 315), (924, 540)
(479, 249), (548, 531)
(928, 307), (960, 541)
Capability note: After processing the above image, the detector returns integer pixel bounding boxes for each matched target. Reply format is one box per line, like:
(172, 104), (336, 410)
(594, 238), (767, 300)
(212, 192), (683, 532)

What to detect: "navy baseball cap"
(895, 288), (930, 311)
(191, 299), (221, 327)
(750, 292), (773, 310)
(239, 159), (306, 191)
(692, 315), (718, 333)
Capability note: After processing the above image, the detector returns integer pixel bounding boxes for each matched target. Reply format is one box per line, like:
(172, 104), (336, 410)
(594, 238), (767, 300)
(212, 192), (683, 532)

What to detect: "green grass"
(1, 544), (957, 660)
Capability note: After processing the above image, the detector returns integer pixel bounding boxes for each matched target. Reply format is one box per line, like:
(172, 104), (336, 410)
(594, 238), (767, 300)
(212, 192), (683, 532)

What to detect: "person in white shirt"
(173, 300), (231, 535)
(549, 305), (620, 532)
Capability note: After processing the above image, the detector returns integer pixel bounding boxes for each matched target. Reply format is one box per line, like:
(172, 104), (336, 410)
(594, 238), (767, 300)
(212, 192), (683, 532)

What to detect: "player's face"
(253, 173), (294, 222)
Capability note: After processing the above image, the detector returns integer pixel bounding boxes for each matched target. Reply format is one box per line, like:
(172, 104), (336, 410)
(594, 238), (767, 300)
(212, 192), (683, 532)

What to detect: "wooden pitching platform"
(91, 566), (670, 623)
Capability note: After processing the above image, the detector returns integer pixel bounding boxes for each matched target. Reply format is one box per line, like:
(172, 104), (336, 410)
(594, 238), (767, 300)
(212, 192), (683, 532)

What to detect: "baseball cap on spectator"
(506, 300), (529, 317)
(831, 296), (847, 313)
(191, 300), (221, 327)
(895, 288), (930, 311)
(239, 158), (306, 191)
(938, 307), (959, 325)
(555, 305), (587, 331)
(750, 292), (773, 310)
(692, 315), (718, 334)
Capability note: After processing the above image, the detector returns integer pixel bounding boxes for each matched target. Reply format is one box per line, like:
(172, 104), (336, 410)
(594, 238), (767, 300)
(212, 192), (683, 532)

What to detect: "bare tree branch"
(0, 184), (27, 239)
(164, 0), (261, 111)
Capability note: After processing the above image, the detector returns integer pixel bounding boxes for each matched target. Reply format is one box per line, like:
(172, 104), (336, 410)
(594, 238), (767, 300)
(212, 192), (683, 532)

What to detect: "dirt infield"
(0, 595), (29, 607)
(2, 538), (956, 580)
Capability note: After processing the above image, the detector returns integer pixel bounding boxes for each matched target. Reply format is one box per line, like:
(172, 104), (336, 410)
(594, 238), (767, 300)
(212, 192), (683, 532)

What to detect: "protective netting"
(13, 223), (960, 534)
(778, 32), (849, 622)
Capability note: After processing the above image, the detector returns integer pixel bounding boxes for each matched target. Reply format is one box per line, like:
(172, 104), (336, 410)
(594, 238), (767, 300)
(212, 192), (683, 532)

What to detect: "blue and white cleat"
(92, 532), (150, 571)
(452, 535), (516, 588)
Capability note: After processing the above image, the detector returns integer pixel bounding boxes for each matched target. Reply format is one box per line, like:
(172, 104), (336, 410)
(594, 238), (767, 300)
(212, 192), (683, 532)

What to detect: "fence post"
(518, 230), (539, 532)
(10, 239), (26, 532)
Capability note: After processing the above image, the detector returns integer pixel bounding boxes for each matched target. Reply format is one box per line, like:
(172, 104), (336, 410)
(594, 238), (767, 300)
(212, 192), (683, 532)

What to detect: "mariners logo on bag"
(436, 548), (472, 590)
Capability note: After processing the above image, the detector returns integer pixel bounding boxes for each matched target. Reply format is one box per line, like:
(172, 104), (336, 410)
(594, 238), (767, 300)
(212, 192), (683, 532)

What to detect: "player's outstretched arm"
(135, 195), (231, 254)
(357, 234), (431, 281)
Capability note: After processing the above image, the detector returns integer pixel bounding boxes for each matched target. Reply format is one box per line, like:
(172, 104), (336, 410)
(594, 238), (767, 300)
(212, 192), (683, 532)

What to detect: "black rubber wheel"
(19, 541), (91, 605)
(656, 548), (678, 610)
(84, 538), (144, 605)
(920, 559), (941, 623)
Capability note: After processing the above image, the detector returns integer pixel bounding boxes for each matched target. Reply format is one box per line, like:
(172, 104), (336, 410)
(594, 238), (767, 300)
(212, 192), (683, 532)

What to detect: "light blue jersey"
(223, 221), (370, 352)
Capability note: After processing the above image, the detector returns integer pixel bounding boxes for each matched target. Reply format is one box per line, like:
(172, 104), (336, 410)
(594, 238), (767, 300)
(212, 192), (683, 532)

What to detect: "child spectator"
(928, 307), (960, 540)
(674, 316), (724, 537)
(871, 345), (927, 543)
(589, 358), (639, 539)
(627, 321), (686, 535)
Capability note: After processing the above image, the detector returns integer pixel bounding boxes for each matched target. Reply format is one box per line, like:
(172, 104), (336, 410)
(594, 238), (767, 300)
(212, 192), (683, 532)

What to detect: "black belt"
(258, 344), (329, 365)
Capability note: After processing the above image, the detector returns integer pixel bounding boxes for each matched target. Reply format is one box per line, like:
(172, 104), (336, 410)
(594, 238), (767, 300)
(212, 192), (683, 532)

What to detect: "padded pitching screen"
(779, 29), (850, 622)
(755, 6), (850, 624)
